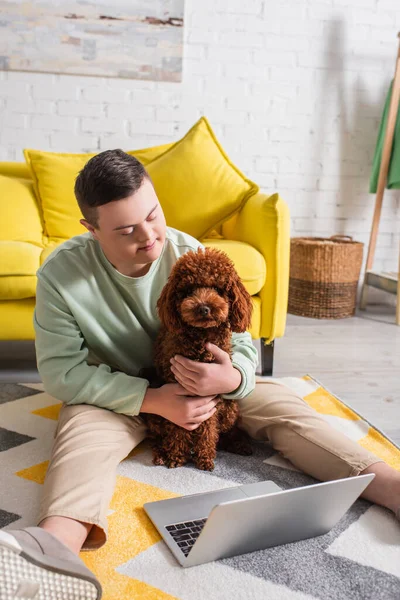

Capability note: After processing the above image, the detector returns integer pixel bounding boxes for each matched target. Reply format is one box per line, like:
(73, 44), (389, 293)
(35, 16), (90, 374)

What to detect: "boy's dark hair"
(74, 149), (150, 229)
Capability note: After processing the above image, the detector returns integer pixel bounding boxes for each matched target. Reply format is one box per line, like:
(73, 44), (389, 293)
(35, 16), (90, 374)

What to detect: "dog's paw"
(217, 439), (253, 456)
(165, 458), (187, 468)
(194, 459), (215, 471)
(234, 443), (253, 456)
(153, 455), (165, 466)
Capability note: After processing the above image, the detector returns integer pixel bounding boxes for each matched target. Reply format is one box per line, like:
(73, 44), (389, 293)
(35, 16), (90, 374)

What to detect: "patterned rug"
(1, 376), (400, 600)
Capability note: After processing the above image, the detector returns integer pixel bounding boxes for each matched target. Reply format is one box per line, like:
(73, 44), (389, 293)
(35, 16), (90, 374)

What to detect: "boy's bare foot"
(39, 515), (93, 555)
(360, 462), (400, 520)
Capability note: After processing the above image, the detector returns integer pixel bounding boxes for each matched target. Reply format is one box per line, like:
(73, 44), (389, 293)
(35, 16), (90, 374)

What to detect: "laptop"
(144, 473), (374, 567)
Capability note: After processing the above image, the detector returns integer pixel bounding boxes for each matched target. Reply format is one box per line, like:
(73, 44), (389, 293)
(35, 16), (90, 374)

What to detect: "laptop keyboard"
(166, 518), (207, 556)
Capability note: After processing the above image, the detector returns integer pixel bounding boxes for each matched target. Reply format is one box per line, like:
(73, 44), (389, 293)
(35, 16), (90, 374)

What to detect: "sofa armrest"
(221, 192), (290, 342)
(0, 161), (31, 179)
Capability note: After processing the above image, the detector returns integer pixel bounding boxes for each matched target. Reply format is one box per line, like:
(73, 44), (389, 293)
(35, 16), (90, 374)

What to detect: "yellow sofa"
(0, 151), (290, 375)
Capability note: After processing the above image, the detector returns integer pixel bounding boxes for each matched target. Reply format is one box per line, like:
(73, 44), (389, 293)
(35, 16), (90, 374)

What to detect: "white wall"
(1, 0), (400, 274)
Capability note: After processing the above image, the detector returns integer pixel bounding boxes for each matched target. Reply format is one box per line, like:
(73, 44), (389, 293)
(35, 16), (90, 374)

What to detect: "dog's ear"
(227, 273), (253, 333)
(157, 279), (184, 332)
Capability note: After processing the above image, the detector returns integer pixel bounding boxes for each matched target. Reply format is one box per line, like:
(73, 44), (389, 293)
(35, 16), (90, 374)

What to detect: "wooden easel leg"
(359, 277), (369, 310)
(397, 242), (400, 325)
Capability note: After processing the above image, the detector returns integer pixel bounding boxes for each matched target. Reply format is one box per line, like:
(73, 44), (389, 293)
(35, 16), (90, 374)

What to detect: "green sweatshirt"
(34, 228), (258, 416)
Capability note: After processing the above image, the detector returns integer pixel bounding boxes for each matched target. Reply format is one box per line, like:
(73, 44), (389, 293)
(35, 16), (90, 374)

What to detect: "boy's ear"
(80, 219), (96, 237)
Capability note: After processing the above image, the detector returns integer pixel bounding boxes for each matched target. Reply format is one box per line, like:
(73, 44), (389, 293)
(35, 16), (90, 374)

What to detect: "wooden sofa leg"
(260, 339), (274, 376)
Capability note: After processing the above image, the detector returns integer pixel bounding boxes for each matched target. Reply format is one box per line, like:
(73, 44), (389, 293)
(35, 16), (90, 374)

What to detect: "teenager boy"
(1, 150), (399, 600)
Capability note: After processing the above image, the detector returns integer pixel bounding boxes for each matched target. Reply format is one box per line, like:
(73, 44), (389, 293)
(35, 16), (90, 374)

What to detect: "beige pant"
(37, 381), (382, 550)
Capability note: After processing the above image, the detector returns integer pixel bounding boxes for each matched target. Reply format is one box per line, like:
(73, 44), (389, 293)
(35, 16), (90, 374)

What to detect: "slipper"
(0, 527), (102, 599)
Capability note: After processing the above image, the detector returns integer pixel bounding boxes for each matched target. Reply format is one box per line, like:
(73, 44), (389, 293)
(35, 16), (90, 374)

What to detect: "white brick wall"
(1, 0), (400, 274)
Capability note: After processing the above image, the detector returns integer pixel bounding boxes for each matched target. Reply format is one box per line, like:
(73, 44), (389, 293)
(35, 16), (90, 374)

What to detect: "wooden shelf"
(365, 271), (398, 295)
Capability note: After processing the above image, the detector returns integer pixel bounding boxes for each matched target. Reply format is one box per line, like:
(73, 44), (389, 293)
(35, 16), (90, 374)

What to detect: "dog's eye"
(181, 287), (194, 298)
(214, 287), (224, 295)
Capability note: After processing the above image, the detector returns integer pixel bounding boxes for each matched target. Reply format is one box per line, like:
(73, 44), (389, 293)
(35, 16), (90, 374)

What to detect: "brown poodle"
(143, 247), (254, 471)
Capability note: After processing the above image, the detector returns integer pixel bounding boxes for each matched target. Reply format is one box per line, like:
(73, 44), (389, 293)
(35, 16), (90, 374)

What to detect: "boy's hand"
(141, 383), (219, 431)
(170, 343), (242, 396)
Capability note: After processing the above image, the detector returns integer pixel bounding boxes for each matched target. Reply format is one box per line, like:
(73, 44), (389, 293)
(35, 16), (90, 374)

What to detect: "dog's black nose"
(199, 305), (210, 316)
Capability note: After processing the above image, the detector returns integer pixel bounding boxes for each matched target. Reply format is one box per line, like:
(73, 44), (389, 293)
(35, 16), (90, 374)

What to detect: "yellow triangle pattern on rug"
(31, 403), (62, 421)
(13, 375), (400, 600)
(302, 376), (360, 420)
(16, 461), (49, 485)
(82, 477), (178, 600)
(301, 375), (400, 470)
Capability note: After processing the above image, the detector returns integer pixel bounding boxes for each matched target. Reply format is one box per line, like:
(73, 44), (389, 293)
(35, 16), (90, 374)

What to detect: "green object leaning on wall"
(370, 80), (400, 193)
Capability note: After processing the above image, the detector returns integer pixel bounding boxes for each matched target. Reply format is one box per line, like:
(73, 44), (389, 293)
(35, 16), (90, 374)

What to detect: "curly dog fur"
(143, 247), (254, 471)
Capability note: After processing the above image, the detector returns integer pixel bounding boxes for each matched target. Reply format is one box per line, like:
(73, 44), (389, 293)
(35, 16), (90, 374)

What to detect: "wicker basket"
(288, 235), (364, 319)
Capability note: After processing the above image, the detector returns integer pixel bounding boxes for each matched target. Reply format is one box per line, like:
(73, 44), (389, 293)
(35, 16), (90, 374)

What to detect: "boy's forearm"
(139, 387), (161, 414)
(225, 366), (242, 394)
(220, 332), (258, 401)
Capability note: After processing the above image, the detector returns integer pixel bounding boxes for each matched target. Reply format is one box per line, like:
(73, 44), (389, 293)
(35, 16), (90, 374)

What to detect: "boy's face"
(80, 178), (167, 277)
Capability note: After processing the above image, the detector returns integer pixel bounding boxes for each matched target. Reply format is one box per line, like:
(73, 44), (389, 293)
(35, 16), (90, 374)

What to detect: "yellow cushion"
(146, 117), (258, 239)
(23, 150), (93, 238)
(202, 239), (266, 296)
(0, 175), (44, 245)
(133, 142), (174, 165)
(0, 241), (42, 299)
(23, 142), (175, 239)
(0, 276), (37, 300)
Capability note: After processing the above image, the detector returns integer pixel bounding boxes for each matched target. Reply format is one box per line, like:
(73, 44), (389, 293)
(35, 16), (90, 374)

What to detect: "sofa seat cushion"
(0, 241), (43, 299)
(202, 239), (266, 296)
(40, 239), (65, 265)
